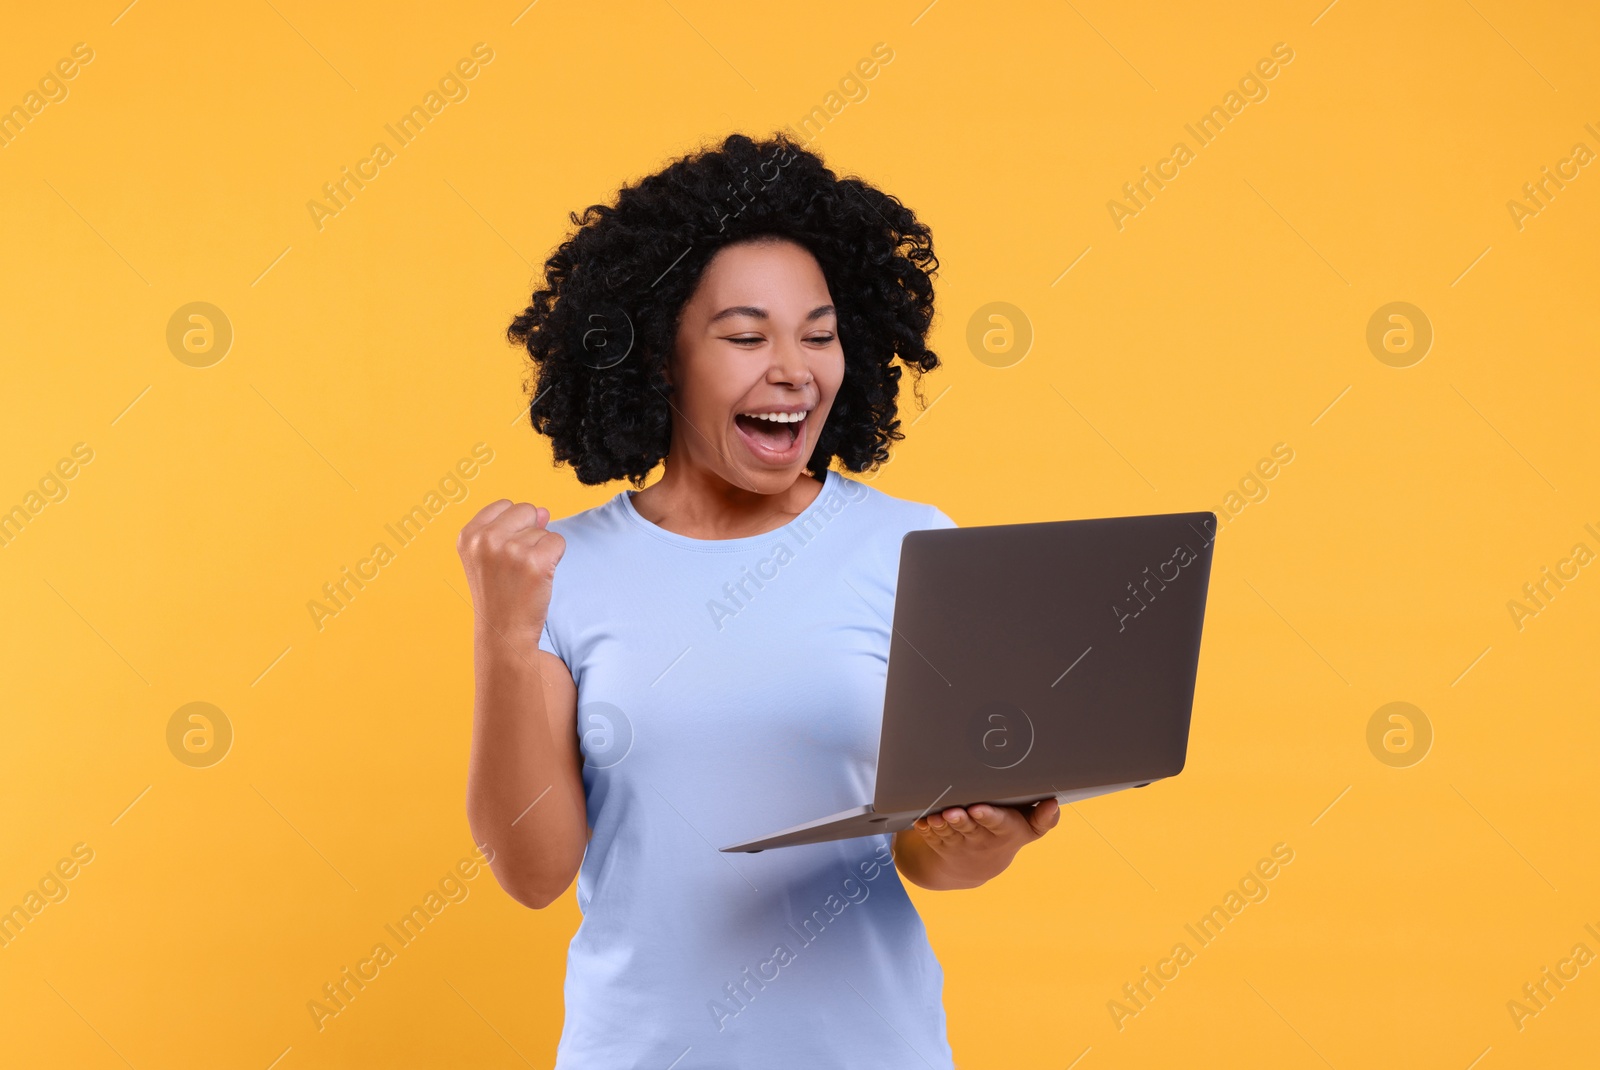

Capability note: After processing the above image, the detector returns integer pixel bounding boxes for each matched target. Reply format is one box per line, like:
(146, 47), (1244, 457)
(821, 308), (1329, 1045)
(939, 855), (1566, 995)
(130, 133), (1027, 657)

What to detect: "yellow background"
(2, 0), (1596, 1066)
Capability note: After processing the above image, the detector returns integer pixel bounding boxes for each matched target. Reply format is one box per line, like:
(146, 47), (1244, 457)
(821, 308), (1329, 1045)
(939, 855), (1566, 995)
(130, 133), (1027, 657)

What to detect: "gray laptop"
(720, 510), (1217, 853)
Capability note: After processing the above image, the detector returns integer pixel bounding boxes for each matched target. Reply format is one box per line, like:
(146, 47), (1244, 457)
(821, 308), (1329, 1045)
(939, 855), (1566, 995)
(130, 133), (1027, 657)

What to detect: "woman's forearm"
(465, 623), (589, 909)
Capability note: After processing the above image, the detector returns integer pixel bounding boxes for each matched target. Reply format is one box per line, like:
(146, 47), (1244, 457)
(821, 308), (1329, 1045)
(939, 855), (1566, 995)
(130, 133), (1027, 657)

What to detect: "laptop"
(719, 510), (1218, 853)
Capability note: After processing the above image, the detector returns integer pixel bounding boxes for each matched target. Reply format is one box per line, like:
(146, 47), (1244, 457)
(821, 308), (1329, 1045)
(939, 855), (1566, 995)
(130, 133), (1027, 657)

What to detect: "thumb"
(1028, 798), (1061, 837)
(538, 528), (567, 571)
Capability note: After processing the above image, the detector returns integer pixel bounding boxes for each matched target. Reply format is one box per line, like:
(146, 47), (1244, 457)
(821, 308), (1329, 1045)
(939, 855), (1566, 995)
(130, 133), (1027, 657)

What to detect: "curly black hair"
(507, 131), (941, 487)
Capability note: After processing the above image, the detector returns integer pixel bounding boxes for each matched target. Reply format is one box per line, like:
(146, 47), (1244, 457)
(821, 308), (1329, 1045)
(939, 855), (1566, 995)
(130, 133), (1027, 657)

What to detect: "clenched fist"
(457, 500), (566, 646)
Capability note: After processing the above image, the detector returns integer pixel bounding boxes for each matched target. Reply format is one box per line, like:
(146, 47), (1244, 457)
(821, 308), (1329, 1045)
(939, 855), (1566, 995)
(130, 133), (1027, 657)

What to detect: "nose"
(766, 336), (813, 388)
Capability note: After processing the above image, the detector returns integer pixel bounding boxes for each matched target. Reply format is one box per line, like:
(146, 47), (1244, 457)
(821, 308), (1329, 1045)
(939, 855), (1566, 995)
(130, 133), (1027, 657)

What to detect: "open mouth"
(734, 410), (807, 460)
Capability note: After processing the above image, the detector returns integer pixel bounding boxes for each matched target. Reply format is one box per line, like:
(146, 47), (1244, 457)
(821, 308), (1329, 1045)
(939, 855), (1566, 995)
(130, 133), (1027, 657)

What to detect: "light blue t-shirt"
(535, 467), (959, 1068)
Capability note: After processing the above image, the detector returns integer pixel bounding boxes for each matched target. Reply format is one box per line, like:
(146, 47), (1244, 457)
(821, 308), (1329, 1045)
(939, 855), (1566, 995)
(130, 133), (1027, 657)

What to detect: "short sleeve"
(924, 504), (959, 530)
(536, 519), (567, 661)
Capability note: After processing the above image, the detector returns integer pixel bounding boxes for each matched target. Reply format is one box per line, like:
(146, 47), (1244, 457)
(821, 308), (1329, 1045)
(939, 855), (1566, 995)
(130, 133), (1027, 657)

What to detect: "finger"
(468, 501), (539, 544)
(504, 523), (560, 554)
(1028, 798), (1062, 837)
(946, 808), (985, 839)
(924, 811), (960, 843)
(483, 502), (546, 538)
(967, 804), (1011, 834)
(460, 498), (516, 538)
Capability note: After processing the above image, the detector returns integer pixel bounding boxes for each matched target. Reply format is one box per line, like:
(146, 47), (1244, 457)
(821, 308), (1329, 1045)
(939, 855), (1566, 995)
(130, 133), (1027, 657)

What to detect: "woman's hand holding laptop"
(896, 799), (1062, 891)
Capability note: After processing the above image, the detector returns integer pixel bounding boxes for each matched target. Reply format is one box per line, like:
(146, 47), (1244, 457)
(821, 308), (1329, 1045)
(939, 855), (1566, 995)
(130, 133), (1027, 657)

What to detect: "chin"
(734, 464), (806, 492)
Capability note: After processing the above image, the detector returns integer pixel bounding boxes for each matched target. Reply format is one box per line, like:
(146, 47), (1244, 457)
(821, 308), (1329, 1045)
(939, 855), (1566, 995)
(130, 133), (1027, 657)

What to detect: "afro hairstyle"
(507, 131), (941, 487)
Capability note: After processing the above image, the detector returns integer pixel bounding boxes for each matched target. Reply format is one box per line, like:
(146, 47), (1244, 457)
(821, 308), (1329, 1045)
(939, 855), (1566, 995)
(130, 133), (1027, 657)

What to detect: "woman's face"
(665, 238), (845, 495)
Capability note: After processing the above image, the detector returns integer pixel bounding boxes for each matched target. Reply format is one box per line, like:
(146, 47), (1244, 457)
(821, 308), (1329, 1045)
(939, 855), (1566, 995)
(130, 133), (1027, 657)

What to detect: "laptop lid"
(870, 511), (1217, 815)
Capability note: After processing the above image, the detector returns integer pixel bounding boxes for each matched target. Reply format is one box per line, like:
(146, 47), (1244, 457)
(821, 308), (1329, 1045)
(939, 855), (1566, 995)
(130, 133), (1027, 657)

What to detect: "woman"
(459, 132), (1060, 1068)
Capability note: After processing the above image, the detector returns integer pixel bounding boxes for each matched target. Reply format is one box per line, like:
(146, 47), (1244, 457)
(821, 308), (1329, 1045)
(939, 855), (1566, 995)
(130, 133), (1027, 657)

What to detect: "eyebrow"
(707, 304), (836, 324)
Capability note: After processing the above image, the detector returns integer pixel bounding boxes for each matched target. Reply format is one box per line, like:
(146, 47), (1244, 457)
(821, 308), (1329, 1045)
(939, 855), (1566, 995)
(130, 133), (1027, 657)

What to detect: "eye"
(807, 334), (836, 345)
(726, 335), (763, 346)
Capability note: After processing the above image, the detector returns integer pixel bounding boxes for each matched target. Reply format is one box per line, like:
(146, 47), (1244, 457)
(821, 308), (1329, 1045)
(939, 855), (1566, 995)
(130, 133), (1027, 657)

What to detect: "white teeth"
(739, 411), (806, 423)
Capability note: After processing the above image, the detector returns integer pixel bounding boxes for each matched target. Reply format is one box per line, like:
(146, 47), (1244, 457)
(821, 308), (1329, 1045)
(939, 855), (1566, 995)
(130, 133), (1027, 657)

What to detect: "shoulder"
(542, 492), (625, 538)
(535, 494), (628, 662)
(538, 492), (632, 572)
(821, 474), (955, 603)
(829, 472), (957, 533)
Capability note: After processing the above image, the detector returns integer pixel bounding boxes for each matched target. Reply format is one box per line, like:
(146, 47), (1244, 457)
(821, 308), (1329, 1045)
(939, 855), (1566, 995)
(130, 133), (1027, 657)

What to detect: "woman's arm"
(892, 800), (1061, 891)
(465, 634), (588, 909)
(459, 499), (588, 909)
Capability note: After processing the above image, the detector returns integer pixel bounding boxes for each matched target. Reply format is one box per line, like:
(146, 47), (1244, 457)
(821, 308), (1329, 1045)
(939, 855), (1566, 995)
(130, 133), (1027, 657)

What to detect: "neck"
(630, 459), (827, 540)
